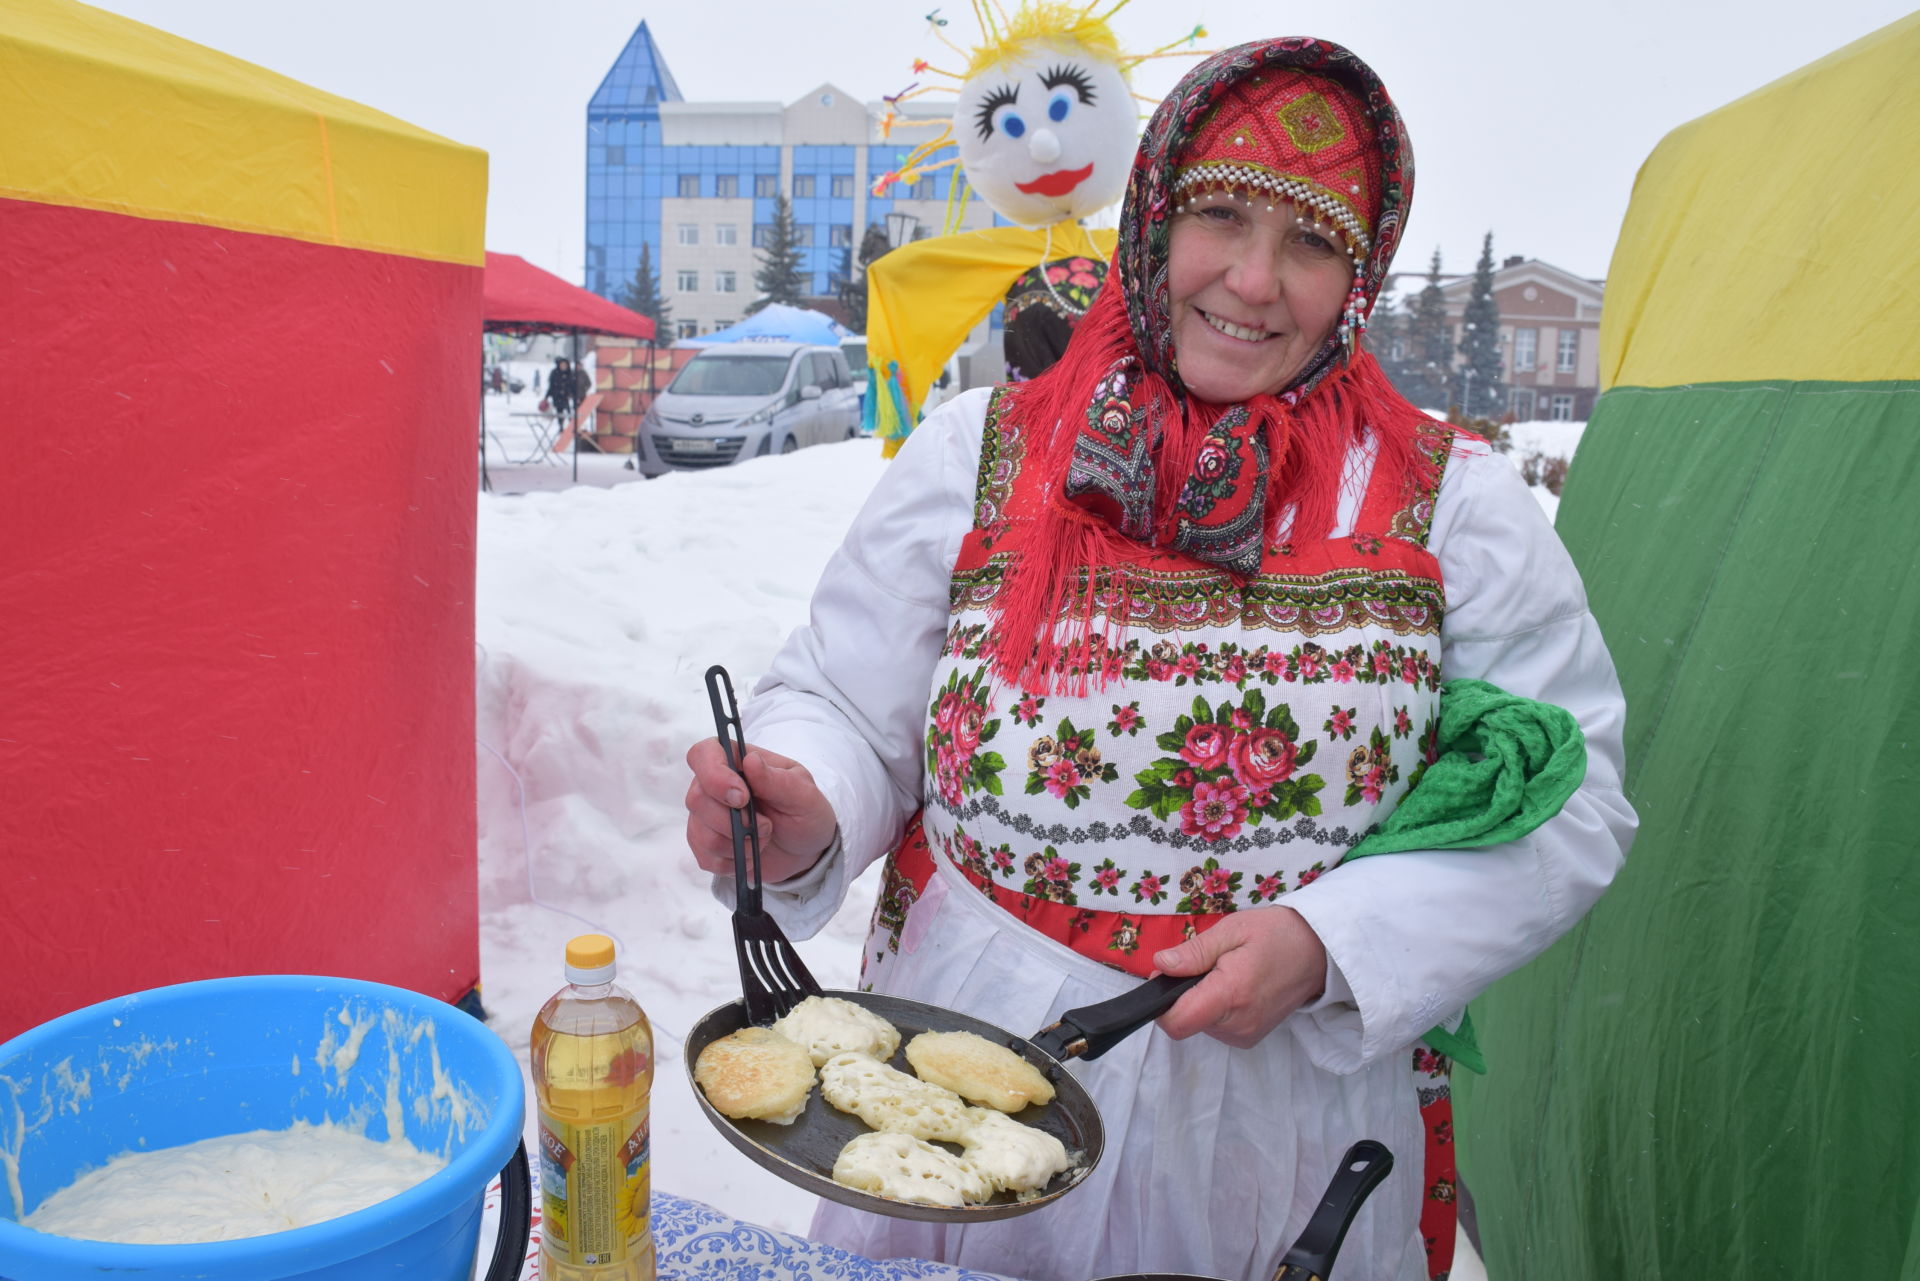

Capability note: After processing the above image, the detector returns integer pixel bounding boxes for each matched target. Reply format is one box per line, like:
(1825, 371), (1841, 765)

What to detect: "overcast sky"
(83, 0), (1916, 284)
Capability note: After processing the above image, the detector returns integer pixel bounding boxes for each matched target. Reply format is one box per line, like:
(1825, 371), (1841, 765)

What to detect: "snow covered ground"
(473, 366), (1581, 1274)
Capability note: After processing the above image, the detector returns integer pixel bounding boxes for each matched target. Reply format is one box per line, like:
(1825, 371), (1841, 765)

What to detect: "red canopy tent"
(479, 253), (656, 484)
(482, 252), (655, 340)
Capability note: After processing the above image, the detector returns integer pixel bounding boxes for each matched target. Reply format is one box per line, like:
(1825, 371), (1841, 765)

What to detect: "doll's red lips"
(1015, 164), (1093, 197)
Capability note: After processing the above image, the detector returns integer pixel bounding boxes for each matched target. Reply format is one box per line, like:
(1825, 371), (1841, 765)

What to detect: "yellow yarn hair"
(965, 1), (1127, 81)
(876, 2), (1207, 207)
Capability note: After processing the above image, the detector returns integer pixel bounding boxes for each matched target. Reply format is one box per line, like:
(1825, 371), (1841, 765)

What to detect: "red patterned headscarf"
(1173, 66), (1385, 353)
(989, 38), (1438, 695)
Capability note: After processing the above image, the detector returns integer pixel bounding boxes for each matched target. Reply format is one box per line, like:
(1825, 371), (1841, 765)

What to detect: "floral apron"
(861, 391), (1461, 1279)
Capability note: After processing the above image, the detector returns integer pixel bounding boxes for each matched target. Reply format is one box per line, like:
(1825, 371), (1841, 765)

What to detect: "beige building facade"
(1384, 256), (1605, 420)
(651, 87), (988, 340)
(1447, 258), (1605, 420)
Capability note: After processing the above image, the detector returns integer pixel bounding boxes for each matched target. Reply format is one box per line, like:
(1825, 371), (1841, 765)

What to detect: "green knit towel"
(1344, 677), (1587, 1073)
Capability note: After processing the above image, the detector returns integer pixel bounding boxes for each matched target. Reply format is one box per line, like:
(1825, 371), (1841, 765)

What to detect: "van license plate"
(675, 438), (717, 454)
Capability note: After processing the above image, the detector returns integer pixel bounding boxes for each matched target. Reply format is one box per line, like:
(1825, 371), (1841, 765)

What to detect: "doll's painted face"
(955, 43), (1134, 227)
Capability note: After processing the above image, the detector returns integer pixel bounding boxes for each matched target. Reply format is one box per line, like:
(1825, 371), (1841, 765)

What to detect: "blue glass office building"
(586, 22), (971, 336)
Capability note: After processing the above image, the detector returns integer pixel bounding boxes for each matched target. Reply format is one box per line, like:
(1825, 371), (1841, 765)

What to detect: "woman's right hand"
(684, 738), (838, 884)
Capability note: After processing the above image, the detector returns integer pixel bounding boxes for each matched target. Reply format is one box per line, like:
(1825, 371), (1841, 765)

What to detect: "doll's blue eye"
(999, 109), (1026, 139)
(1049, 94), (1070, 123)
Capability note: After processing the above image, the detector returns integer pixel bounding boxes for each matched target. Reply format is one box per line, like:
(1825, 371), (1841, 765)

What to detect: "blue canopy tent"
(681, 303), (850, 347)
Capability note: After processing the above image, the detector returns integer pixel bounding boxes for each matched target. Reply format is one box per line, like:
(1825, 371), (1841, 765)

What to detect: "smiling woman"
(1156, 66), (1385, 406)
(683, 35), (1634, 1281)
(1167, 196), (1355, 405)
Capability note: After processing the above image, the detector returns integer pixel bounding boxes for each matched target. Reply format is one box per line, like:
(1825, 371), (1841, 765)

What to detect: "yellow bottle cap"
(566, 934), (616, 970)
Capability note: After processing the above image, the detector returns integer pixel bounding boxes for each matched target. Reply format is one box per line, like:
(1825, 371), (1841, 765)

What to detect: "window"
(1510, 388), (1537, 419)
(755, 173), (779, 197)
(604, 145), (625, 166)
(670, 351), (792, 395)
(676, 319), (699, 340)
(714, 174), (739, 198)
(714, 223), (739, 246)
(907, 176), (935, 200)
(714, 270), (737, 293)
(676, 223), (699, 246)
(1557, 329), (1579, 373)
(831, 174), (854, 199)
(676, 269), (699, 292)
(677, 174), (700, 198)
(752, 224), (773, 248)
(794, 225), (814, 247)
(1512, 327), (1537, 371)
(792, 174), (816, 198)
(829, 224), (853, 247)
(1550, 395), (1575, 421)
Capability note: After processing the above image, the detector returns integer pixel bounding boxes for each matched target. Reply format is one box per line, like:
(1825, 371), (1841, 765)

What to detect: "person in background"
(553, 357), (596, 453)
(683, 36), (1633, 1281)
(549, 356), (577, 421)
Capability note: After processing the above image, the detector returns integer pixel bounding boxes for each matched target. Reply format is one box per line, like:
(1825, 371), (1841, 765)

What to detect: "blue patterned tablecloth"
(480, 1166), (1023, 1281)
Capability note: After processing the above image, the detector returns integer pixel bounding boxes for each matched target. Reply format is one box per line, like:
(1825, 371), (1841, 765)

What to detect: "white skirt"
(813, 852), (1435, 1281)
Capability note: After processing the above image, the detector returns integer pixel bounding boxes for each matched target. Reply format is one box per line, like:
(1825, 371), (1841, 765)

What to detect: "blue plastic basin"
(0, 975), (524, 1280)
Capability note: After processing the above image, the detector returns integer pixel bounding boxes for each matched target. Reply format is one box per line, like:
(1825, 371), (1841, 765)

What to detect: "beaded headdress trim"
(1170, 163), (1373, 260)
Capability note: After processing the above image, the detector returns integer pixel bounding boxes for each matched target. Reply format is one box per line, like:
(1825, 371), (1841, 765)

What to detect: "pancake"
(831, 1131), (993, 1207)
(693, 1026), (815, 1125)
(818, 1051), (971, 1143)
(903, 1030), (1057, 1113)
(769, 995), (902, 1067)
(956, 1105), (1071, 1195)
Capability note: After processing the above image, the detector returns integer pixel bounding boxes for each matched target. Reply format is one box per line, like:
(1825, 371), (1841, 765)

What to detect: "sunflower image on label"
(538, 1109), (651, 1265)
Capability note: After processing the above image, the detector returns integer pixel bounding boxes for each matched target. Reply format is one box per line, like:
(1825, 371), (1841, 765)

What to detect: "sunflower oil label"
(537, 1109), (651, 1264)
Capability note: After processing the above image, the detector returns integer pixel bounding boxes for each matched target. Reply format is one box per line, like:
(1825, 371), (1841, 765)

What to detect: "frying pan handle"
(1272, 1140), (1393, 1281)
(1030, 973), (1201, 1062)
(480, 1139), (532, 1281)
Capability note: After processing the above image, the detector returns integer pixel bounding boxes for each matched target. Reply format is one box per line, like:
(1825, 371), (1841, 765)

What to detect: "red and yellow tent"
(0, 0), (488, 1037)
(1456, 13), (1920, 1277)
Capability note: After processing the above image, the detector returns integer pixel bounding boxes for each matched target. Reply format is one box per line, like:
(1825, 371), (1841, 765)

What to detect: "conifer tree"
(749, 196), (806, 314)
(1408, 248), (1452, 409)
(1369, 295), (1415, 392)
(1456, 232), (1505, 418)
(617, 241), (671, 334)
(837, 223), (893, 333)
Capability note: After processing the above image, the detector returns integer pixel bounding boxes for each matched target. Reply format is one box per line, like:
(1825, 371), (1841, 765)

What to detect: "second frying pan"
(1094, 1139), (1395, 1281)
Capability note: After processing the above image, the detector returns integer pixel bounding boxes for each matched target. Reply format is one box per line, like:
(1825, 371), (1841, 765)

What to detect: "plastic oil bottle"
(532, 934), (655, 1281)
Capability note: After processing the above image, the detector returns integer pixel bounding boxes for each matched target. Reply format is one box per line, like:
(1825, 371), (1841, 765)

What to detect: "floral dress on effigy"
(1002, 255), (1108, 384)
(739, 388), (1634, 1281)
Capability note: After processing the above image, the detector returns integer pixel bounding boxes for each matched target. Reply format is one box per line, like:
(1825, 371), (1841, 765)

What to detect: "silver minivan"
(637, 342), (859, 476)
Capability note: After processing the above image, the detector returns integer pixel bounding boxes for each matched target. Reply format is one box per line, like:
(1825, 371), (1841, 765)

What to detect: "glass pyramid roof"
(588, 20), (684, 112)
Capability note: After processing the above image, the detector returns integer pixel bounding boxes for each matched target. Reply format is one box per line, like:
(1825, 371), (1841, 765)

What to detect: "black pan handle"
(1030, 973), (1201, 1062)
(480, 1139), (533, 1281)
(1272, 1140), (1393, 1281)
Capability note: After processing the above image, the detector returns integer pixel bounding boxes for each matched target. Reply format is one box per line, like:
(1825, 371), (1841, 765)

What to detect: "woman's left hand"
(1151, 907), (1329, 1048)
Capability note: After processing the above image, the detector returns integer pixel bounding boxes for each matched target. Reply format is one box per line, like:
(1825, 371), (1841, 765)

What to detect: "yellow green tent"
(1455, 12), (1920, 1277)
